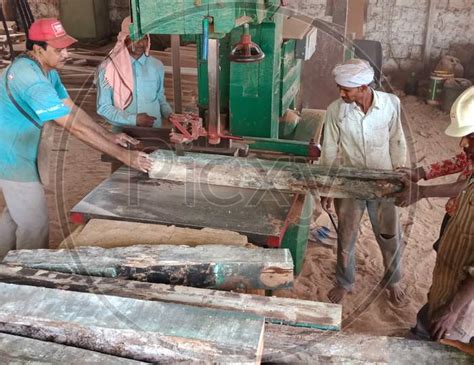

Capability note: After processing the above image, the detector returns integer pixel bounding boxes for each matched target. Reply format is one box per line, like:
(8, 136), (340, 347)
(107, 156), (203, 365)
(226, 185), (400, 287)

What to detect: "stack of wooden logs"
(0, 238), (340, 363)
(0, 259), (469, 363)
(0, 215), (471, 363)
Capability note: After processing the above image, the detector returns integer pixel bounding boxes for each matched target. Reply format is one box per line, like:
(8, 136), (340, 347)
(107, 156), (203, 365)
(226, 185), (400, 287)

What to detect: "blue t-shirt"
(96, 54), (172, 133)
(0, 57), (71, 182)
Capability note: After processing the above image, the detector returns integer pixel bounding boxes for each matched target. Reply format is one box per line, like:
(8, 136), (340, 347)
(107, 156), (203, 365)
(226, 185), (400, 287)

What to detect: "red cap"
(28, 18), (77, 49)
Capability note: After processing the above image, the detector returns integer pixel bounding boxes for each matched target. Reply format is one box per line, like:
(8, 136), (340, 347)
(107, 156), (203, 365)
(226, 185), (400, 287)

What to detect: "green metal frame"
(281, 193), (312, 275)
(129, 0), (313, 274)
(130, 0), (280, 38)
(130, 0), (308, 157)
(243, 137), (311, 156)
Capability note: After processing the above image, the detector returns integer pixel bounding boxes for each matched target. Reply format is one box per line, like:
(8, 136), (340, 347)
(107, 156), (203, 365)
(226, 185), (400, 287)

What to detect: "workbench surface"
(71, 167), (296, 246)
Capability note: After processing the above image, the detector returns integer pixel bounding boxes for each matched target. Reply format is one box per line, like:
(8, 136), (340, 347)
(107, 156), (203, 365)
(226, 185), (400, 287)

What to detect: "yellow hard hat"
(445, 86), (474, 137)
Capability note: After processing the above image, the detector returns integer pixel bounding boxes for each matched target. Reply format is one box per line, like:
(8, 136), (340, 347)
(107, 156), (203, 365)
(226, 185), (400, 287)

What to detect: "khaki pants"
(0, 179), (49, 259)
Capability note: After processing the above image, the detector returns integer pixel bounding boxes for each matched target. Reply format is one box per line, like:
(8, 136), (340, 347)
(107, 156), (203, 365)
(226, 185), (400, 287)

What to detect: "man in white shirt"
(320, 59), (407, 304)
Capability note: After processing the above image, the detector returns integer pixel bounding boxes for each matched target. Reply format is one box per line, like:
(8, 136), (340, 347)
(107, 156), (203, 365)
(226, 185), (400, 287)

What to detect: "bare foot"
(387, 284), (405, 305)
(328, 286), (348, 303)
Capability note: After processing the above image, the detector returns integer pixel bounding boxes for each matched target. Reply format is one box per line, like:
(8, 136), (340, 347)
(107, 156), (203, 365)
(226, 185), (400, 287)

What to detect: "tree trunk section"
(0, 282), (265, 363)
(0, 333), (145, 364)
(0, 264), (341, 331)
(149, 150), (404, 200)
(4, 244), (294, 290)
(263, 324), (472, 364)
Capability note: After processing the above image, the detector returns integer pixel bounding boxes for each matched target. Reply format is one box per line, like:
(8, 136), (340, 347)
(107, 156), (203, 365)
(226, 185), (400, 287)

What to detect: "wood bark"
(0, 333), (145, 364)
(0, 282), (265, 363)
(149, 150), (404, 200)
(0, 265), (340, 331)
(59, 219), (251, 249)
(263, 324), (473, 364)
(4, 245), (294, 290)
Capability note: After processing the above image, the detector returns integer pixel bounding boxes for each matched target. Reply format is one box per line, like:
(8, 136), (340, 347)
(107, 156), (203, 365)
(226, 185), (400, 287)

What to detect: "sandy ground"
(0, 86), (461, 337)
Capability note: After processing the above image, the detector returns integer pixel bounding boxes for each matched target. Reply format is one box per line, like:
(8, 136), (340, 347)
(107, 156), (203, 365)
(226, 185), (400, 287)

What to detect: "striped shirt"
(428, 176), (474, 340)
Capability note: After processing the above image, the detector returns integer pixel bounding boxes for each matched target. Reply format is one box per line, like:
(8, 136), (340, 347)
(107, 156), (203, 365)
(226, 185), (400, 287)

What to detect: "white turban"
(332, 59), (375, 88)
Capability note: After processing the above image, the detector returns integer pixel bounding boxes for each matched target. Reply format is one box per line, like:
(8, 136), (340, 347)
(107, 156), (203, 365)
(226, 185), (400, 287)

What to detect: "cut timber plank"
(0, 283), (265, 363)
(148, 150), (404, 199)
(59, 219), (250, 249)
(263, 325), (472, 364)
(4, 245), (294, 290)
(0, 265), (340, 330)
(0, 333), (145, 364)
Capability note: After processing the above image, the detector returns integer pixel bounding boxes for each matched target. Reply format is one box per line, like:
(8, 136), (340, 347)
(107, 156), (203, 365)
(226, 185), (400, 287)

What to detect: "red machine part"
(169, 113), (243, 144)
(169, 113), (207, 143)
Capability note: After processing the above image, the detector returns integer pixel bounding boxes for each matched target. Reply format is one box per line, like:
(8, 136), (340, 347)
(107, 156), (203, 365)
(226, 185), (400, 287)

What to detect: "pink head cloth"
(103, 16), (151, 110)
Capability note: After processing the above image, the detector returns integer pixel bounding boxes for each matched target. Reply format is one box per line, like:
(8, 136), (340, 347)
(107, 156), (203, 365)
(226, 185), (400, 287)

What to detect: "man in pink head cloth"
(96, 17), (173, 132)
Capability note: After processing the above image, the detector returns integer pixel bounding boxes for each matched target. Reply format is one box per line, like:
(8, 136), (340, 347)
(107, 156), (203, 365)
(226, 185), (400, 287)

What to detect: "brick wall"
(365, 0), (473, 73)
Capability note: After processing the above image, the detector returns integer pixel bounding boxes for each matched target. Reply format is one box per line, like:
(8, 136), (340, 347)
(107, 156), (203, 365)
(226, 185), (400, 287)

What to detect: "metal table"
(71, 167), (299, 247)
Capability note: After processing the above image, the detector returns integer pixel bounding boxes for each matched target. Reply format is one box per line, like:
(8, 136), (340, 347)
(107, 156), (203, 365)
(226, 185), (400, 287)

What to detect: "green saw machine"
(126, 1), (320, 273)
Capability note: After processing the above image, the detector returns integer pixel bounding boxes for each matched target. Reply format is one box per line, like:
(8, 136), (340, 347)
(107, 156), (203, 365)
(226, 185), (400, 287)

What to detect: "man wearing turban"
(319, 59), (407, 304)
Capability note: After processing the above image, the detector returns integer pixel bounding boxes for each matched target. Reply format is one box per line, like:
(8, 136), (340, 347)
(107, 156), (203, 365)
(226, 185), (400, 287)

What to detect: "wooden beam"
(59, 219), (250, 249)
(423, 0), (437, 70)
(263, 324), (473, 364)
(4, 245), (294, 290)
(0, 282), (265, 363)
(0, 333), (145, 364)
(149, 150), (404, 199)
(0, 265), (341, 331)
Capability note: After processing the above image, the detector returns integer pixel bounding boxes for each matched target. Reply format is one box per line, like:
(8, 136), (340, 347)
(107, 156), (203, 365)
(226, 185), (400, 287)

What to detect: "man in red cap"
(0, 18), (152, 257)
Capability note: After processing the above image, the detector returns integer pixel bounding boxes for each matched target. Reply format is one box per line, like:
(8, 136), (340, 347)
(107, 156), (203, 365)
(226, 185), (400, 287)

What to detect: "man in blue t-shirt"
(0, 18), (153, 257)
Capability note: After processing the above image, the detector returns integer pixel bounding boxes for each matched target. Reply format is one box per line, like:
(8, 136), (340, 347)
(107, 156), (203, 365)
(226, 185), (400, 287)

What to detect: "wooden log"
(0, 265), (340, 331)
(4, 245), (294, 290)
(0, 282), (265, 363)
(263, 325), (473, 364)
(59, 219), (251, 249)
(0, 333), (145, 364)
(148, 150), (404, 200)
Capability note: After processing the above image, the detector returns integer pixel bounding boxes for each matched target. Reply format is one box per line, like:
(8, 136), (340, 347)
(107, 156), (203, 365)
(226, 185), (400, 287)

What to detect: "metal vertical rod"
(171, 34), (183, 114)
(0, 7), (15, 60)
(16, 0), (28, 32)
(18, 0), (33, 28)
(22, 0), (34, 25)
(207, 38), (221, 145)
